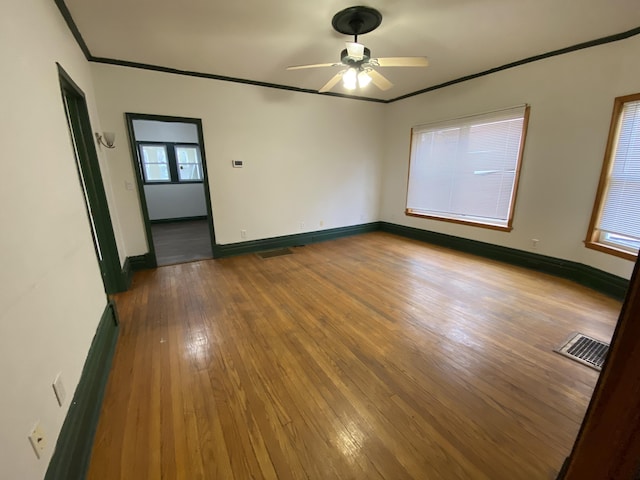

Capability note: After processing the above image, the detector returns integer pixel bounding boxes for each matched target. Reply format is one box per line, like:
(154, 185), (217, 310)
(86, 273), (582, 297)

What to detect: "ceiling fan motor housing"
(341, 47), (371, 66)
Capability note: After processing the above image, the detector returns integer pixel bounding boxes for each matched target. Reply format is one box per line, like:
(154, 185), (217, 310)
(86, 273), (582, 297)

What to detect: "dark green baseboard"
(150, 215), (207, 224)
(120, 256), (133, 290)
(212, 222), (380, 258)
(379, 222), (629, 300)
(128, 253), (156, 271)
(45, 301), (119, 480)
(124, 220), (629, 300)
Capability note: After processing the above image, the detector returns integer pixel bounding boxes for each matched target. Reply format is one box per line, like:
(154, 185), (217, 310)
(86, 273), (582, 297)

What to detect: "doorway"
(58, 64), (124, 294)
(126, 114), (216, 267)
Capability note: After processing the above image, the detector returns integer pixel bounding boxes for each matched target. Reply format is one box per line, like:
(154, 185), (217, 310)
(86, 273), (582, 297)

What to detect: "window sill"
(405, 210), (513, 232)
(584, 241), (637, 261)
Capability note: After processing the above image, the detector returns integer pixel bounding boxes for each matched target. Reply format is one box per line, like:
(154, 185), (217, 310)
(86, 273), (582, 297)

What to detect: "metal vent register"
(555, 333), (609, 371)
(256, 248), (294, 259)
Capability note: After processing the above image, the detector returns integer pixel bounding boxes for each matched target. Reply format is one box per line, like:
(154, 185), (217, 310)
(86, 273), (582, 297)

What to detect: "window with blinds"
(586, 93), (640, 259)
(406, 105), (529, 230)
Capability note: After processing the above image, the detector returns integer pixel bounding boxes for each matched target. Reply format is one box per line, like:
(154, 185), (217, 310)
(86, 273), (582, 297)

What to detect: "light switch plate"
(53, 373), (66, 406)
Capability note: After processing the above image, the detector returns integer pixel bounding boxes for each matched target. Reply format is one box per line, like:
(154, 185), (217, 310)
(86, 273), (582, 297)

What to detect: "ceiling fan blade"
(375, 57), (429, 67)
(346, 42), (365, 60)
(368, 69), (393, 91)
(286, 62), (339, 71)
(319, 71), (345, 93)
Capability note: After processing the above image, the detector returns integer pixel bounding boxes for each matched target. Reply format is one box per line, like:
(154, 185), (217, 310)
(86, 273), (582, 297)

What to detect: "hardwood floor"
(89, 232), (621, 480)
(151, 219), (213, 266)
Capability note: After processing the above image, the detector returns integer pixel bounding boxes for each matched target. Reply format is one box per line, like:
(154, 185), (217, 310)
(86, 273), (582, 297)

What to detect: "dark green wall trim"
(150, 215), (208, 224)
(45, 301), (119, 480)
(121, 257), (133, 290)
(213, 223), (380, 258)
(58, 64), (124, 295)
(53, 0), (91, 60)
(212, 221), (628, 299)
(388, 25), (640, 102)
(53, 1), (640, 105)
(91, 57), (386, 103)
(128, 254), (156, 271)
(379, 222), (630, 300)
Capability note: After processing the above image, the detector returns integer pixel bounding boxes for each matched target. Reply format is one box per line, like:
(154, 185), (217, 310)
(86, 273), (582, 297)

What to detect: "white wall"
(0, 1), (120, 479)
(133, 119), (207, 220)
(90, 65), (385, 253)
(132, 119), (198, 143)
(380, 35), (640, 279)
(144, 184), (207, 220)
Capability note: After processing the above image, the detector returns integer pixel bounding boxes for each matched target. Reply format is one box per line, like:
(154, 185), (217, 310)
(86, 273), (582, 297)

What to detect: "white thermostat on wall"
(232, 160), (243, 168)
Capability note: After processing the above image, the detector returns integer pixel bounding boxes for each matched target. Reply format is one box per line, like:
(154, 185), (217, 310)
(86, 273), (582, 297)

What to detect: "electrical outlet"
(28, 422), (47, 459)
(320, 220), (324, 227)
(531, 238), (539, 249)
(240, 229), (247, 239)
(300, 221), (305, 230)
(52, 373), (66, 406)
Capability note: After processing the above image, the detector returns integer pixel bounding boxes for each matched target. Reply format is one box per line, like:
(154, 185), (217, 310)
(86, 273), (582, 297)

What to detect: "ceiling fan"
(287, 6), (428, 93)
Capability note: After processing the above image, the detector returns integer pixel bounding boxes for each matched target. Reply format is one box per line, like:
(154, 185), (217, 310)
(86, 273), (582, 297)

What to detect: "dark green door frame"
(58, 64), (125, 294)
(125, 113), (217, 266)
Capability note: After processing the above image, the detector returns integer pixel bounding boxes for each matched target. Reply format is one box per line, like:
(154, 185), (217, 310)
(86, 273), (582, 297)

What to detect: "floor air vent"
(555, 333), (609, 371)
(256, 248), (293, 259)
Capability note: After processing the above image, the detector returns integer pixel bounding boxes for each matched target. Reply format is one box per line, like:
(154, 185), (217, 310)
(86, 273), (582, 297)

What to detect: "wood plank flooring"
(151, 219), (213, 266)
(89, 232), (621, 480)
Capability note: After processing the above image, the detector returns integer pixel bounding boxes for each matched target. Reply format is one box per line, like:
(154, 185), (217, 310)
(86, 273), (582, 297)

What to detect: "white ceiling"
(64, 0), (640, 101)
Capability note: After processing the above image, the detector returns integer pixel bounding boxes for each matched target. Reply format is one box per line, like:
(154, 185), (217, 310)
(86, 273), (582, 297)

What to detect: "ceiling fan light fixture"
(286, 6), (427, 94)
(358, 70), (372, 88)
(346, 42), (365, 60)
(343, 68), (357, 90)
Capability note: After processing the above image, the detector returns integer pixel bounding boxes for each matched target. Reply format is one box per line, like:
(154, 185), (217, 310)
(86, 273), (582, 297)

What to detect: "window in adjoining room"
(586, 93), (640, 260)
(406, 105), (530, 231)
(140, 144), (170, 182)
(139, 142), (203, 184)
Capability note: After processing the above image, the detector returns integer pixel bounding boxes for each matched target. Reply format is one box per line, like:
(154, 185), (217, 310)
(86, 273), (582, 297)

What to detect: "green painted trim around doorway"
(125, 113), (215, 269)
(121, 257), (133, 290)
(58, 64), (126, 294)
(128, 254), (156, 271)
(44, 302), (119, 480)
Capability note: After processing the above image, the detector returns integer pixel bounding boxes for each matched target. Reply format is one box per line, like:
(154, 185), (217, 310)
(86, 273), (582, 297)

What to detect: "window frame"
(404, 105), (530, 232)
(139, 142), (171, 183)
(585, 92), (640, 261)
(137, 141), (203, 185)
(174, 143), (204, 182)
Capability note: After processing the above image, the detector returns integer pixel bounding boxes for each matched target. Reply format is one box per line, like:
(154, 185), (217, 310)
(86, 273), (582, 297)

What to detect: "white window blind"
(598, 100), (640, 243)
(406, 105), (527, 228)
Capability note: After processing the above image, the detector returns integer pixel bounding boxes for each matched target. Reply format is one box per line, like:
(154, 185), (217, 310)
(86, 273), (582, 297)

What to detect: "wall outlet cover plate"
(28, 422), (47, 459)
